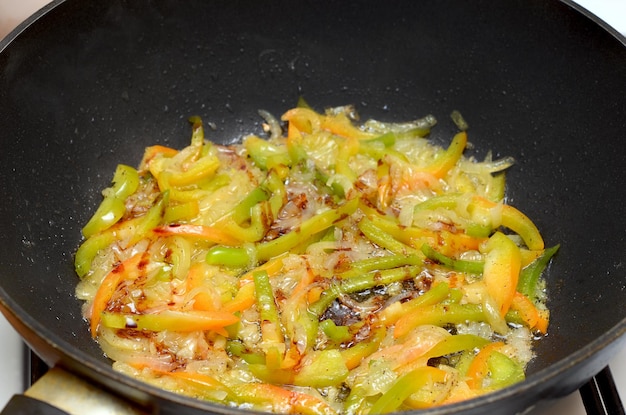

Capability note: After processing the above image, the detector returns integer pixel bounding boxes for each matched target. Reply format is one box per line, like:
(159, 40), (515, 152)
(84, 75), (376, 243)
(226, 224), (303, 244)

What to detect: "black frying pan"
(1, 1), (625, 414)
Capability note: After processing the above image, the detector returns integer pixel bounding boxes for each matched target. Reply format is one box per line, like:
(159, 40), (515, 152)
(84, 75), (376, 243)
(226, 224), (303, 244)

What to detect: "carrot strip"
(90, 252), (147, 337)
(510, 291), (549, 333)
(466, 342), (504, 389)
(234, 383), (338, 415)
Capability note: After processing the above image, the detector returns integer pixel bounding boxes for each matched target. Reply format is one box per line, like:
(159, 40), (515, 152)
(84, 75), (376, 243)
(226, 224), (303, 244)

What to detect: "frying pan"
(1, 0), (625, 414)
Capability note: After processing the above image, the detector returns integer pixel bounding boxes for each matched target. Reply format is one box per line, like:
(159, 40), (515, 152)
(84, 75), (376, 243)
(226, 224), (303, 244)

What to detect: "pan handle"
(579, 366), (625, 415)
(0, 367), (146, 415)
(1, 395), (69, 415)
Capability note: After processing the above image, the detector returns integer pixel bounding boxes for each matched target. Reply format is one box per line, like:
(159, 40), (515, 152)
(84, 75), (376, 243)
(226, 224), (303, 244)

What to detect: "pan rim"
(1, 0), (626, 413)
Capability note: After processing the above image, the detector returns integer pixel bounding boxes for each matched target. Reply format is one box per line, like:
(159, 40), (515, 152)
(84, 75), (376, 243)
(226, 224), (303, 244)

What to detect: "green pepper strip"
(309, 265), (423, 317)
(487, 351), (525, 389)
(339, 253), (424, 279)
(244, 135), (291, 170)
(231, 187), (271, 224)
(340, 326), (386, 369)
(226, 340), (265, 365)
(517, 244), (559, 299)
(130, 191), (169, 245)
(256, 197), (358, 261)
(381, 282), (451, 325)
(102, 164), (140, 200)
(293, 349), (349, 388)
(82, 164), (140, 238)
(420, 243), (484, 274)
(423, 334), (490, 359)
(320, 319), (351, 343)
(74, 191), (168, 278)
(394, 303), (484, 338)
(413, 193), (462, 213)
(206, 246), (251, 268)
(368, 367), (445, 414)
(81, 197), (126, 239)
(100, 309), (239, 332)
(253, 270), (284, 345)
(74, 232), (116, 278)
(188, 115), (205, 147)
(357, 216), (419, 256)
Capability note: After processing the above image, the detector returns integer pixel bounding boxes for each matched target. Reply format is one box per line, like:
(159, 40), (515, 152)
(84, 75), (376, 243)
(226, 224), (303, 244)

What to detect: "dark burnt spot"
(443, 323), (457, 335)
(321, 300), (360, 327)
(427, 356), (450, 367)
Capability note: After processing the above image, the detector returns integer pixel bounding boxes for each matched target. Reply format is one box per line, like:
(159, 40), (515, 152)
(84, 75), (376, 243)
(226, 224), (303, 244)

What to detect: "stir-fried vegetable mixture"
(75, 103), (558, 414)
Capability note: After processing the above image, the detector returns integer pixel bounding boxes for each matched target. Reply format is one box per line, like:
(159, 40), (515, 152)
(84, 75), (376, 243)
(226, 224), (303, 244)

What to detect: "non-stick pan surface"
(1, 0), (625, 414)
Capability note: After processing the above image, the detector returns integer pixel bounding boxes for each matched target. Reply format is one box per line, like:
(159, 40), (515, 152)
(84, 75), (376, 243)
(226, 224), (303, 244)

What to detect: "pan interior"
(1, 0), (625, 412)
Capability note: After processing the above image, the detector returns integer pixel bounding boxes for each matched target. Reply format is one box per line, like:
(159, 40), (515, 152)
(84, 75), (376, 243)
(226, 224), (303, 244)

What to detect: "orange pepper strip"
(153, 224), (240, 246)
(222, 253), (288, 313)
(320, 112), (375, 140)
(471, 196), (544, 251)
(222, 283), (256, 314)
(186, 263), (218, 311)
(90, 252), (147, 337)
(140, 145), (178, 168)
(281, 107), (320, 134)
(238, 252), (287, 286)
(510, 291), (549, 334)
(481, 231), (522, 317)
(234, 383), (338, 415)
(466, 342), (505, 389)
(422, 131), (467, 179)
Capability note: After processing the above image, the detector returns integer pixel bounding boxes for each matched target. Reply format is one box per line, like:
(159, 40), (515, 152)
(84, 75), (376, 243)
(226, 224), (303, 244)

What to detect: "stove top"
(1, 0), (625, 414)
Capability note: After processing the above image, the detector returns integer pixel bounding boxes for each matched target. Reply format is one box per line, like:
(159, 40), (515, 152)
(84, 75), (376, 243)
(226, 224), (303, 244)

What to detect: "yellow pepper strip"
(238, 252), (287, 285)
(164, 371), (233, 402)
(281, 107), (321, 134)
(255, 197), (358, 261)
(509, 291), (549, 334)
(358, 201), (435, 248)
(166, 152), (220, 187)
(381, 282), (450, 325)
(293, 349), (349, 388)
(101, 309), (239, 333)
(422, 131), (467, 179)
(232, 383), (338, 415)
(393, 303), (484, 338)
(341, 326), (386, 369)
(222, 283), (256, 314)
(244, 135), (292, 170)
(369, 366), (448, 414)
(424, 334), (490, 361)
(470, 196), (544, 251)
(357, 216), (420, 256)
(139, 144), (178, 169)
(480, 231), (522, 317)
(163, 200), (199, 223)
(90, 252), (147, 337)
(320, 111), (376, 140)
(466, 342), (505, 389)
(153, 224), (240, 246)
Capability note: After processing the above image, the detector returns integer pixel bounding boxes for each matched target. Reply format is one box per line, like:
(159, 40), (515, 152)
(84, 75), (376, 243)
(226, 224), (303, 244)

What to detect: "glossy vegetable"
(74, 104), (556, 414)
